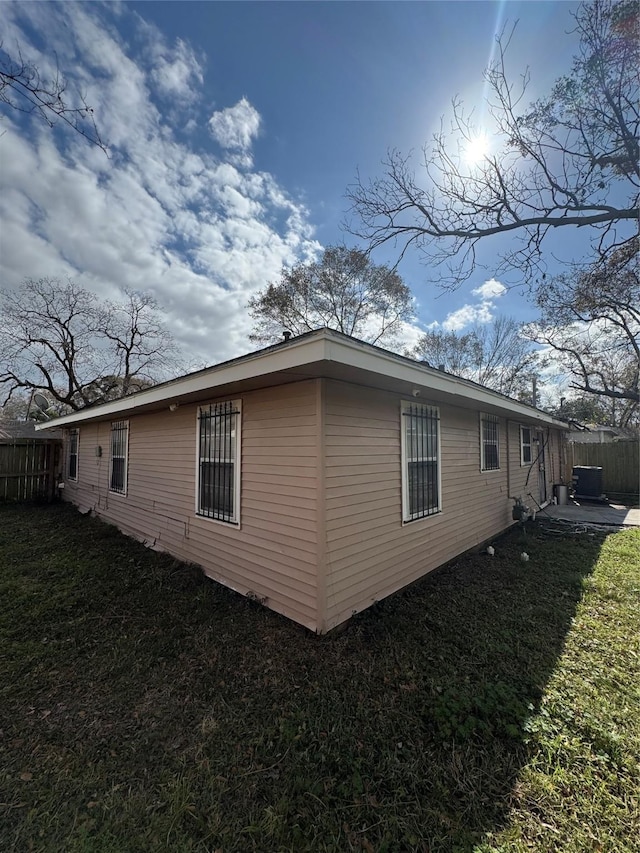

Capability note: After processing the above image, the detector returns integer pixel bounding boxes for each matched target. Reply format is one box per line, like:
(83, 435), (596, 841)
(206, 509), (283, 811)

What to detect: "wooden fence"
(566, 440), (639, 503)
(0, 440), (61, 501)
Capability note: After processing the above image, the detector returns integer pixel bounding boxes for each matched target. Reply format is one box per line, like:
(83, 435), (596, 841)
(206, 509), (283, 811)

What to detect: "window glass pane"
(68, 431), (78, 479)
(199, 461), (234, 517)
(484, 443), (499, 470)
(198, 402), (239, 522)
(521, 427), (533, 464)
(110, 422), (128, 494)
(403, 403), (439, 521)
(408, 460), (438, 517)
(110, 457), (124, 491)
(482, 415), (499, 471)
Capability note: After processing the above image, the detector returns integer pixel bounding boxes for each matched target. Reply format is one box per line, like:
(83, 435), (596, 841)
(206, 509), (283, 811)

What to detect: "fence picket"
(565, 440), (639, 503)
(0, 440), (60, 501)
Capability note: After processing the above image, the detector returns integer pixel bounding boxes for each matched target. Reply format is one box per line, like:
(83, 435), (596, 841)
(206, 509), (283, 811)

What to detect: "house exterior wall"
(61, 380), (321, 631)
(59, 375), (565, 634)
(508, 420), (564, 510)
(322, 381), (564, 631)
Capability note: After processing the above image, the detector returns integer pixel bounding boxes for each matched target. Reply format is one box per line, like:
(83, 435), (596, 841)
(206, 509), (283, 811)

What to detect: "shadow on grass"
(0, 503), (607, 852)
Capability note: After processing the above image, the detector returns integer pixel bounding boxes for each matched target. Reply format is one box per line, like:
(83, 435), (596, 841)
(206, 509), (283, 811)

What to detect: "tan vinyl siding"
(62, 422), (106, 513)
(545, 428), (564, 496)
(507, 420), (563, 508)
(508, 420), (540, 506)
(61, 381), (320, 630)
(59, 373), (566, 634)
(324, 380), (513, 631)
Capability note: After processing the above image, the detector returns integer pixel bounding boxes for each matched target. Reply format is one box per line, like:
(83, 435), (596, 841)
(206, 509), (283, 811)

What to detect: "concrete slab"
(541, 501), (640, 528)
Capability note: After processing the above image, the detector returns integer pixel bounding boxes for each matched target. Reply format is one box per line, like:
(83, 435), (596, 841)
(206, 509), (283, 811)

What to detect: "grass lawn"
(1, 503), (638, 853)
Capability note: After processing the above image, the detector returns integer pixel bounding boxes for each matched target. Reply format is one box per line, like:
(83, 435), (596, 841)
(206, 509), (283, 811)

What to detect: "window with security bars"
(481, 414), (500, 471)
(197, 401), (240, 523)
(109, 421), (129, 494)
(401, 402), (440, 521)
(68, 429), (79, 481)
(520, 426), (533, 465)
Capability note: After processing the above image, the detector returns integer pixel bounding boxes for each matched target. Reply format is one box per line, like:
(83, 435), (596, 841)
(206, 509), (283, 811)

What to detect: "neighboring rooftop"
(567, 423), (638, 443)
(0, 419), (63, 440)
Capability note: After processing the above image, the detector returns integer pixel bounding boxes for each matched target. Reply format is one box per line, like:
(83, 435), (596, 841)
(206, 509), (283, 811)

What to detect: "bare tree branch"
(525, 239), (640, 419)
(0, 279), (182, 411)
(346, 0), (639, 287)
(0, 40), (108, 153)
(409, 316), (542, 399)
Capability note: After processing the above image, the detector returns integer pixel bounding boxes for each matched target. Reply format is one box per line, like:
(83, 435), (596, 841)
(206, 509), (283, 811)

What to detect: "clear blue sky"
(0, 0), (585, 367)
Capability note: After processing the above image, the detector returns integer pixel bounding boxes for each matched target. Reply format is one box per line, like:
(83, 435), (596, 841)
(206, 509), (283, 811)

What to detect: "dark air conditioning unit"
(572, 466), (606, 501)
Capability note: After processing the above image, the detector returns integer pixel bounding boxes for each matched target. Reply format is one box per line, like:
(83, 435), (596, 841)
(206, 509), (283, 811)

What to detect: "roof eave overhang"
(36, 330), (569, 431)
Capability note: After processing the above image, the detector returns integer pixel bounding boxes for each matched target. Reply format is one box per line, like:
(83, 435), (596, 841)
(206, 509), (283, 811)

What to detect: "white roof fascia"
(323, 334), (568, 429)
(36, 335), (328, 429)
(36, 328), (567, 431)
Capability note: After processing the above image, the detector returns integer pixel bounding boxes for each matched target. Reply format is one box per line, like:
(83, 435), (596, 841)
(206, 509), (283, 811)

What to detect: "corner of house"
(315, 377), (328, 634)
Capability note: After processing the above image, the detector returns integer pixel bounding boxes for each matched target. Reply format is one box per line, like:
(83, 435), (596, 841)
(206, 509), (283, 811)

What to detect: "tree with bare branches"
(0, 279), (181, 411)
(99, 291), (180, 397)
(0, 41), (107, 152)
(525, 239), (639, 425)
(347, 0), (638, 288)
(410, 316), (541, 399)
(248, 246), (414, 346)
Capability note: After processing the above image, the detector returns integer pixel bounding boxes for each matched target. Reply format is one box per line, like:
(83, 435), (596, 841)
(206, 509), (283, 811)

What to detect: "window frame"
(400, 400), (442, 523)
(520, 425), (533, 466)
(109, 420), (129, 496)
(68, 428), (79, 482)
(196, 399), (241, 526)
(480, 413), (500, 472)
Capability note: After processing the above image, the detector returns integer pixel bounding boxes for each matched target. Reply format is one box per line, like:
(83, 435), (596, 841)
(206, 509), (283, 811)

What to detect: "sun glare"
(464, 133), (490, 165)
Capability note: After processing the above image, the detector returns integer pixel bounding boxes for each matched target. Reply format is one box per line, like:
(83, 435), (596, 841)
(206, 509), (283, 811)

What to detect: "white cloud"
(442, 302), (494, 331)
(150, 38), (204, 102)
(396, 320), (425, 352)
(0, 3), (320, 369)
(208, 97), (261, 152)
(442, 277), (506, 331)
(472, 278), (506, 300)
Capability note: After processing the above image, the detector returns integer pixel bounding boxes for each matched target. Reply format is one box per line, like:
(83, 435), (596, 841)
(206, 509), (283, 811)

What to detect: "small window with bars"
(520, 426), (533, 465)
(481, 413), (500, 471)
(197, 401), (240, 524)
(401, 401), (441, 522)
(109, 421), (129, 494)
(68, 429), (79, 481)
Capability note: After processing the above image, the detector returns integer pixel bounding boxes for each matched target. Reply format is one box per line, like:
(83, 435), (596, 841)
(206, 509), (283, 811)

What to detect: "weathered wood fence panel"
(0, 440), (60, 501)
(566, 440), (639, 502)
